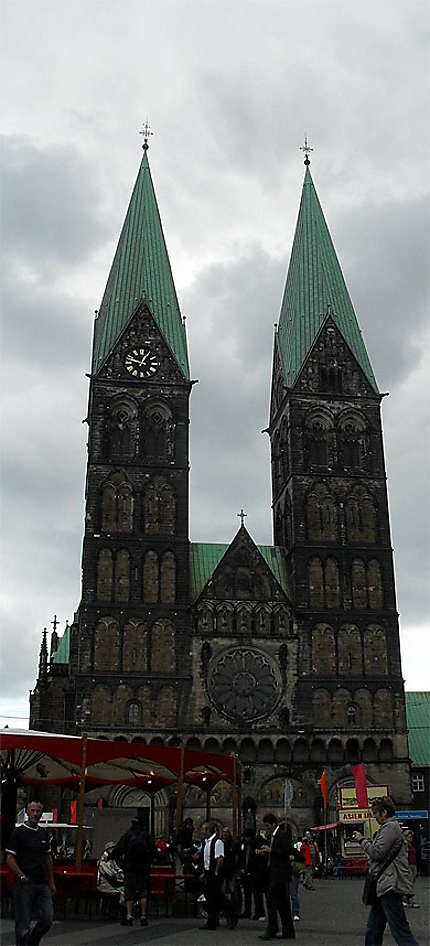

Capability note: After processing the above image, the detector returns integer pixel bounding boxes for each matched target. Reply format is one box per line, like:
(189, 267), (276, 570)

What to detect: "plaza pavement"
(1, 878), (428, 946)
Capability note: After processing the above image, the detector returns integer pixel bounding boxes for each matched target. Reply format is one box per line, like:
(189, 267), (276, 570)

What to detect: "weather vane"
(300, 135), (314, 165)
(140, 120), (154, 150)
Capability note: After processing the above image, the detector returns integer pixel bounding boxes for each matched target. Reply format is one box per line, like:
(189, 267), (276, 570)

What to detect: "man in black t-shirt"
(6, 801), (55, 945)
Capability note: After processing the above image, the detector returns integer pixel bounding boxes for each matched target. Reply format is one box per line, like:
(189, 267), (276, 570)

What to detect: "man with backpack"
(110, 816), (154, 927)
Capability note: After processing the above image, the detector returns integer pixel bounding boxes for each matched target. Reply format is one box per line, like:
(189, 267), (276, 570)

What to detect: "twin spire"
(93, 134), (376, 394)
(92, 141), (190, 380)
(276, 159), (378, 393)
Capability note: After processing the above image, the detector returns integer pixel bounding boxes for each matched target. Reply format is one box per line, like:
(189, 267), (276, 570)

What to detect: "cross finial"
(51, 614), (59, 633)
(300, 135), (314, 166)
(237, 508), (247, 527)
(139, 120), (153, 150)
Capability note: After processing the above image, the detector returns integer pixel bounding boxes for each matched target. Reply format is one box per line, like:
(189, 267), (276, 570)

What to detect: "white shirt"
(204, 834), (224, 870)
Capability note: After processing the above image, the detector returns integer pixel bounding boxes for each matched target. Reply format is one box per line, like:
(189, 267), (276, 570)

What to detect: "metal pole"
(175, 745), (185, 831)
(75, 733), (87, 871)
(232, 756), (238, 838)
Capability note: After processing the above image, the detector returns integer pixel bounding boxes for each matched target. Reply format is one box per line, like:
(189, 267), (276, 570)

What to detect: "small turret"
(38, 627), (48, 682)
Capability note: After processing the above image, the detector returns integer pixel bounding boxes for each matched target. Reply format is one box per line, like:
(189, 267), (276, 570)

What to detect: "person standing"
(200, 822), (224, 931)
(258, 813), (295, 941)
(110, 816), (153, 927)
(353, 796), (419, 946)
(219, 826), (240, 928)
(289, 844), (305, 922)
(6, 800), (56, 946)
(403, 831), (420, 909)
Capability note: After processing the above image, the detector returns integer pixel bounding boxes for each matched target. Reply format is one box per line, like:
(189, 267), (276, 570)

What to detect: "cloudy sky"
(1, 0), (429, 727)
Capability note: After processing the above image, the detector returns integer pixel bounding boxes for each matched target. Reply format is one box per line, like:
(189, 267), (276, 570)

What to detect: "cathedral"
(30, 140), (412, 831)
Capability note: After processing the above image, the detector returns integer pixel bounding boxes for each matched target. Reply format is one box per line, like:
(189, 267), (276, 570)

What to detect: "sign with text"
(339, 785), (388, 810)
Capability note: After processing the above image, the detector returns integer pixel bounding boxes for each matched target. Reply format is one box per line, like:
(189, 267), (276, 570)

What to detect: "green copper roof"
(189, 541), (290, 601)
(277, 166), (378, 393)
(51, 625), (70, 665)
(92, 150), (190, 379)
(405, 692), (430, 766)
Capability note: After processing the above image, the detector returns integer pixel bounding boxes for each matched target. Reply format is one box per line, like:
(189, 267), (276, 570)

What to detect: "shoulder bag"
(362, 837), (403, 906)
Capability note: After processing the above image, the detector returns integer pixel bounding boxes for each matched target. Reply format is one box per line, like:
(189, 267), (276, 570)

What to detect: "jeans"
(365, 891), (419, 946)
(12, 880), (53, 945)
(289, 874), (300, 916)
(266, 878), (295, 938)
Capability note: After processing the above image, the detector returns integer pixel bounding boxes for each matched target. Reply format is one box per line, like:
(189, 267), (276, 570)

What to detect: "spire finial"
(139, 120), (154, 151)
(300, 135), (314, 166)
(237, 508), (247, 527)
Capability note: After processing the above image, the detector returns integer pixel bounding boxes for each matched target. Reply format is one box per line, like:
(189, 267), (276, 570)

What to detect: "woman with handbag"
(353, 796), (419, 946)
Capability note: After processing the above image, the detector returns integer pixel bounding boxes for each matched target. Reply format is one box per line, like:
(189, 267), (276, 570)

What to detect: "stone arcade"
(30, 143), (411, 832)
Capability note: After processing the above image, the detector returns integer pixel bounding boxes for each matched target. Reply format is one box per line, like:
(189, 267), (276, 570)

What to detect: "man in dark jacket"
(258, 813), (295, 940)
(110, 817), (154, 927)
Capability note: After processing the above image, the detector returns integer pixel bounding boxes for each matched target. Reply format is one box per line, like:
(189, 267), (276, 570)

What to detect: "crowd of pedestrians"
(5, 796), (422, 945)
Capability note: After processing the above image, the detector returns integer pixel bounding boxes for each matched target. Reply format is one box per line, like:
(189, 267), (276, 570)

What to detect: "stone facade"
(30, 161), (411, 832)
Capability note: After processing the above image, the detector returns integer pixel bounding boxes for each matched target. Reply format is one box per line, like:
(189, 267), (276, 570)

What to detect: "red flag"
(70, 801), (77, 824)
(318, 770), (328, 809)
(351, 764), (369, 809)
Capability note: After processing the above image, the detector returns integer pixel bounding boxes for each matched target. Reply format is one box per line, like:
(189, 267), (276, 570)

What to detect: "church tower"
(269, 152), (408, 795)
(32, 140), (194, 737)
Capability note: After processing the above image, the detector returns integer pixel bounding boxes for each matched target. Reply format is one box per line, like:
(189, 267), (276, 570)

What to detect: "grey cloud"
(1, 136), (110, 268)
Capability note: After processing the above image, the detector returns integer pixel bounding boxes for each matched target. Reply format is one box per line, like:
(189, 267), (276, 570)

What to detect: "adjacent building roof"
(189, 540), (290, 602)
(51, 625), (70, 665)
(277, 165), (378, 393)
(92, 149), (190, 379)
(405, 692), (430, 766)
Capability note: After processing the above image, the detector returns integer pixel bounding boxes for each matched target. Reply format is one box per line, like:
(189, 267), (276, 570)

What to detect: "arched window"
(354, 689), (373, 727)
(123, 621), (146, 672)
(308, 557), (324, 608)
(160, 551), (176, 603)
(312, 624), (336, 675)
(346, 486), (377, 543)
(364, 625), (388, 675)
(374, 690), (393, 727)
(312, 689), (332, 725)
(304, 411), (333, 468)
(325, 558), (340, 608)
(114, 550), (130, 602)
(347, 704), (358, 726)
(306, 482), (337, 541)
(352, 559), (367, 609)
(94, 618), (119, 672)
(96, 549), (113, 600)
(151, 620), (175, 672)
(338, 412), (368, 470)
(127, 702), (141, 725)
(272, 430), (281, 496)
(280, 418), (288, 480)
(106, 398), (138, 458)
(101, 476), (133, 533)
(332, 688), (351, 726)
(143, 401), (174, 460)
(143, 550), (159, 603)
(338, 625), (362, 675)
(368, 560), (384, 609)
(143, 480), (175, 535)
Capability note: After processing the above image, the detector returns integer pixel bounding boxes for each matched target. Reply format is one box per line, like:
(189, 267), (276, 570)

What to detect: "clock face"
(208, 648), (281, 722)
(124, 347), (160, 378)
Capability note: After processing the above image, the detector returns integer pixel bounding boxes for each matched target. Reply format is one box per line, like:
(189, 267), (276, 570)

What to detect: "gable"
(190, 531), (291, 603)
(294, 316), (377, 397)
(97, 304), (187, 385)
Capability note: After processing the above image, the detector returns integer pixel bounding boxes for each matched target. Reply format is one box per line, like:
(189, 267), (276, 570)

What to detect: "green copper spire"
(92, 148), (190, 379)
(277, 165), (378, 393)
